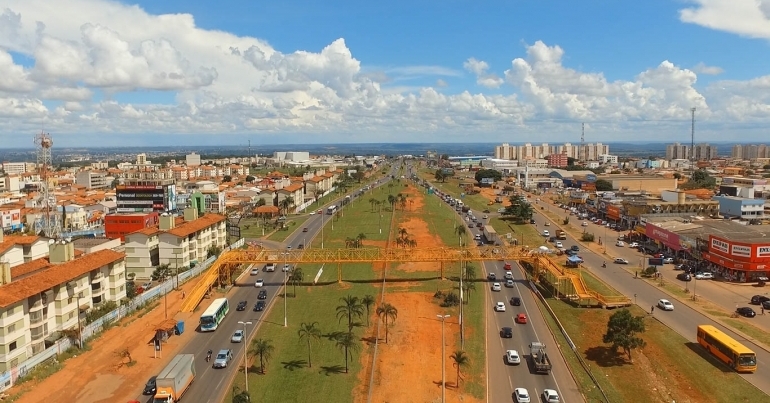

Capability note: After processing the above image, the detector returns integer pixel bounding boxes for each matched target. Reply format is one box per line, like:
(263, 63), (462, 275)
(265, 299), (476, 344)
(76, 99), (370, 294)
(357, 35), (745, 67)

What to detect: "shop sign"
(758, 246), (770, 258)
(711, 237), (729, 254)
(731, 245), (751, 258)
(646, 223), (682, 250)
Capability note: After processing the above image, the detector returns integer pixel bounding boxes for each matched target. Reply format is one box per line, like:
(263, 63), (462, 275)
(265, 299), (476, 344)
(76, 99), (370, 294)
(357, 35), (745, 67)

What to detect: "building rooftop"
(646, 217), (770, 242)
(0, 249), (125, 308)
(165, 213), (226, 238)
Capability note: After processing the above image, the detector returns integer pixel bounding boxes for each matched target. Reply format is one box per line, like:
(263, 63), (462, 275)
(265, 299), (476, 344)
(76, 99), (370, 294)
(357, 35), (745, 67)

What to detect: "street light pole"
(238, 321), (253, 394)
(437, 314), (450, 403)
(321, 213), (324, 249)
(459, 261), (464, 350)
(284, 253), (288, 327)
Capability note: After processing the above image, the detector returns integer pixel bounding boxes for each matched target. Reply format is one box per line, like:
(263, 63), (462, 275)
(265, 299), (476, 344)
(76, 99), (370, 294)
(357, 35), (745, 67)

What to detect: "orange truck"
(154, 354), (196, 403)
(556, 230), (567, 240)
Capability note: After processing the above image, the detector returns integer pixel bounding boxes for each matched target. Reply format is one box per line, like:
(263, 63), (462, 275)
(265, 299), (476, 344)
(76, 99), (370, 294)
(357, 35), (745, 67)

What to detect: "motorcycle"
(206, 350), (212, 362)
(601, 262), (607, 268)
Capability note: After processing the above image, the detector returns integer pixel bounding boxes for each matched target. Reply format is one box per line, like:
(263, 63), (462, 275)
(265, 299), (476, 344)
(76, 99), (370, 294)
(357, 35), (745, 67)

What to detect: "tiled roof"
(0, 240), (21, 255)
(254, 205), (279, 213)
(280, 183), (304, 192)
(0, 249), (125, 308)
(3, 235), (41, 246)
(166, 213), (226, 238)
(10, 258), (50, 279)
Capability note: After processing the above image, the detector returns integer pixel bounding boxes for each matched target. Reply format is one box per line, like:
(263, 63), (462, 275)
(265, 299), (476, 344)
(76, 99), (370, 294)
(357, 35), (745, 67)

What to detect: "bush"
(440, 292), (460, 307)
(581, 233), (595, 242)
(643, 266), (658, 277)
(85, 301), (118, 324)
(563, 217), (570, 225)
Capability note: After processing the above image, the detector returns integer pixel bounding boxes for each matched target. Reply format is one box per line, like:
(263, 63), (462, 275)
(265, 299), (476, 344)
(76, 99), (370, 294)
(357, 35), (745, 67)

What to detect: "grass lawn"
(575, 268), (623, 297)
(226, 279), (380, 402)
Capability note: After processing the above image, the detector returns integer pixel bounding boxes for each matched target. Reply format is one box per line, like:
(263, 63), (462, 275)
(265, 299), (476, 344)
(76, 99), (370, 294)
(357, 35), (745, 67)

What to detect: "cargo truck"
(556, 230), (567, 240)
(528, 342), (552, 374)
(482, 225), (499, 245)
(154, 354), (196, 403)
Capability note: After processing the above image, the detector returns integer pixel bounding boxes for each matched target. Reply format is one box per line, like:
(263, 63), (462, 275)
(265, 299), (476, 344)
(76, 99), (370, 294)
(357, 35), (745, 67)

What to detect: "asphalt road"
(533, 197), (770, 396)
(436, 198), (582, 403)
(130, 168), (398, 403)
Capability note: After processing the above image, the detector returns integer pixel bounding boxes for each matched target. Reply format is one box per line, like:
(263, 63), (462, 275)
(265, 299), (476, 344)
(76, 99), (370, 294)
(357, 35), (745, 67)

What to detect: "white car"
(695, 272), (714, 280)
(555, 241), (563, 249)
(628, 242), (639, 248)
(513, 387), (530, 403)
(542, 389), (560, 403)
(491, 282), (502, 292)
(494, 302), (506, 312)
(504, 271), (513, 280)
(309, 211), (315, 215)
(615, 240), (625, 247)
(254, 279), (264, 287)
(505, 279), (514, 288)
(582, 221), (589, 227)
(542, 230), (550, 237)
(663, 257), (674, 264)
(265, 263), (275, 272)
(505, 349), (521, 365)
(657, 299), (674, 311)
(250, 266), (260, 275)
(613, 258), (629, 264)
(230, 329), (244, 343)
(282, 264), (291, 272)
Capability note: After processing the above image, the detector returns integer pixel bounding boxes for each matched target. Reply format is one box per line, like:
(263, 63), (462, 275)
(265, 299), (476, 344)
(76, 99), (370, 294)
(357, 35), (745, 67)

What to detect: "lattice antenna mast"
(34, 131), (60, 239)
(579, 122), (585, 162)
(690, 107), (696, 170)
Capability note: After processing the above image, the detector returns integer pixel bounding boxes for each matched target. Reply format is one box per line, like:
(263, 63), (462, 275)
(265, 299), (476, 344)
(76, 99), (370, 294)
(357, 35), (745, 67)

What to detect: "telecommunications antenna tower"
(34, 131), (60, 239)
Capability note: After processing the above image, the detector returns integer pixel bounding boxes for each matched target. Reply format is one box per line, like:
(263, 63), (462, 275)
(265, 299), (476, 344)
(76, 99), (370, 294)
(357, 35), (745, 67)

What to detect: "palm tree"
(368, 197), (377, 212)
(297, 322), (321, 368)
(376, 303), (398, 343)
(249, 338), (274, 374)
(462, 281), (476, 302)
(463, 265), (476, 283)
(387, 194), (396, 209)
(398, 227), (408, 241)
(455, 225), (467, 247)
(356, 233), (367, 248)
(361, 294), (376, 326)
(335, 331), (360, 373)
(279, 196), (295, 215)
(388, 182), (394, 194)
(336, 295), (364, 332)
(450, 350), (470, 386)
(289, 267), (304, 297)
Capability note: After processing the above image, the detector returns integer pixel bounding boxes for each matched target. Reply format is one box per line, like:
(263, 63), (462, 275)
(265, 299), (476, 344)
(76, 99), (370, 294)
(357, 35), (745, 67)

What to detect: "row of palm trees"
(395, 227), (417, 248)
(344, 233), (367, 248)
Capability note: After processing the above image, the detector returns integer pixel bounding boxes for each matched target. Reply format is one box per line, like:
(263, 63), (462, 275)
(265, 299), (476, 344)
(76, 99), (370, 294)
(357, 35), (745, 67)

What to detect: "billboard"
(0, 208), (22, 230)
(645, 223), (683, 251)
(606, 205), (621, 220)
(116, 184), (176, 213)
(709, 235), (770, 263)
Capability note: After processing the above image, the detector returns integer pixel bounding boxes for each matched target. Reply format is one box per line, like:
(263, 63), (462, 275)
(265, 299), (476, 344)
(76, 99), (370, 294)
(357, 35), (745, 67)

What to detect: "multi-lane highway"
(532, 196), (770, 395)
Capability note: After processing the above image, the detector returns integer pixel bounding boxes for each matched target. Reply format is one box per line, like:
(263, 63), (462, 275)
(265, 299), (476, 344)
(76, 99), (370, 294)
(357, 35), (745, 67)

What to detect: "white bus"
(327, 205), (338, 215)
(199, 298), (229, 332)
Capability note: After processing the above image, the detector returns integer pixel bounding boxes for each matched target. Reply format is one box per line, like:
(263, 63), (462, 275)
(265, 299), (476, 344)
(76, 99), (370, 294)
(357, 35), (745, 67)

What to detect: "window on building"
(8, 324), (15, 333)
(9, 341), (17, 351)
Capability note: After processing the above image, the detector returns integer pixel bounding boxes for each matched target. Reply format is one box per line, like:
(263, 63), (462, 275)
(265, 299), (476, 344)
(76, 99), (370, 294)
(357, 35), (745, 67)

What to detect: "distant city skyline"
(1, 1), (770, 144)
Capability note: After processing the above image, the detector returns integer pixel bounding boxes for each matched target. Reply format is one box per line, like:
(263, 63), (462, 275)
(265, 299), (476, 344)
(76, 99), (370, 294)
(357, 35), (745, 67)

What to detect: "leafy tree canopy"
(474, 169), (502, 183)
(502, 195), (533, 221)
(602, 308), (647, 362)
(681, 169), (716, 190)
(595, 179), (613, 191)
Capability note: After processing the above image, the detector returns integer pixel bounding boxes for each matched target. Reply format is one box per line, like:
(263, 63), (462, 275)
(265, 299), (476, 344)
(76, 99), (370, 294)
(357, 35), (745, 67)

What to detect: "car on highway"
(231, 330), (244, 343)
(254, 279), (264, 287)
(676, 273), (692, 282)
(487, 273), (496, 281)
(309, 211), (315, 215)
(317, 209), (323, 214)
(265, 263), (275, 272)
(530, 219), (536, 224)
(298, 244), (304, 249)
(483, 209), (490, 213)
(142, 376), (157, 395)
(544, 222), (550, 226)
(542, 389), (560, 403)
(695, 272), (714, 280)
(236, 300), (248, 311)
(737, 307), (756, 318)
(253, 301), (266, 312)
(213, 349), (233, 368)
(258, 290), (268, 300)
(762, 300), (770, 310)
(482, 214), (488, 219)
(582, 221), (589, 227)
(750, 295), (770, 305)
(500, 327), (513, 338)
(615, 240), (625, 247)
(303, 227), (308, 232)
(663, 257), (674, 264)
(505, 279), (514, 288)
(504, 262), (512, 270)
(513, 387), (531, 403)
(283, 264), (291, 272)
(628, 242), (639, 248)
(504, 271), (513, 279)
(555, 241), (563, 249)
(657, 299), (674, 311)
(491, 282), (501, 291)
(542, 230), (550, 237)
(510, 296), (521, 306)
(505, 349), (521, 365)
(494, 302), (506, 312)
(515, 313), (528, 324)
(250, 266), (259, 275)
(570, 245), (579, 252)
(613, 258), (629, 264)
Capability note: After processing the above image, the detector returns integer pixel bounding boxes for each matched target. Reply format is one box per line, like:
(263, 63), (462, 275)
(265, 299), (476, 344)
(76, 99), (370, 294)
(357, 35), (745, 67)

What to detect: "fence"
(0, 238), (244, 392)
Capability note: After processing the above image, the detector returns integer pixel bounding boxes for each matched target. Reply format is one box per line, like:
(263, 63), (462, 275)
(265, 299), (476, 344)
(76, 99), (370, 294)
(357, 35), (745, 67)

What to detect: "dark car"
(258, 290), (268, 300)
(762, 300), (770, 310)
(510, 297), (521, 306)
(142, 376), (157, 395)
(254, 301), (266, 311)
(570, 245), (579, 252)
(297, 244), (304, 249)
(736, 307), (756, 318)
(500, 327), (513, 338)
(483, 209), (490, 213)
(750, 295), (770, 305)
(529, 219), (536, 224)
(236, 300), (248, 311)
(676, 273), (692, 282)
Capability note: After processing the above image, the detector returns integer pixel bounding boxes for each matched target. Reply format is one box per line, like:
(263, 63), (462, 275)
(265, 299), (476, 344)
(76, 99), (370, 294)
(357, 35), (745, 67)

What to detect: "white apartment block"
(732, 144), (770, 160)
(665, 143), (689, 160)
(693, 143), (718, 160)
(124, 209), (226, 279)
(494, 143), (609, 161)
(599, 154), (619, 164)
(76, 170), (109, 190)
(1, 163), (26, 176)
(0, 242), (126, 371)
(186, 152), (201, 166)
(273, 152), (310, 163)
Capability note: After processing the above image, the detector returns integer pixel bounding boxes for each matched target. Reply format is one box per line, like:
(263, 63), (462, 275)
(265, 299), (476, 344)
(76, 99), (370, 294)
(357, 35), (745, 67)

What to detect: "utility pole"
(690, 107), (696, 170)
(579, 122), (585, 163)
(437, 314), (450, 403)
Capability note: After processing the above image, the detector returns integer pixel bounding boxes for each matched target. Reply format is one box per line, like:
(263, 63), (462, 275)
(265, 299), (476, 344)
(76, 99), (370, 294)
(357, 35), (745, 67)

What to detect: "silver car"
(231, 330), (244, 343)
(213, 349), (233, 368)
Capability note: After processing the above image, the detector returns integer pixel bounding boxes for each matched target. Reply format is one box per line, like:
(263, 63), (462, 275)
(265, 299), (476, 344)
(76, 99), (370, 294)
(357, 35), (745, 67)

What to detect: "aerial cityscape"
(2, 1), (770, 403)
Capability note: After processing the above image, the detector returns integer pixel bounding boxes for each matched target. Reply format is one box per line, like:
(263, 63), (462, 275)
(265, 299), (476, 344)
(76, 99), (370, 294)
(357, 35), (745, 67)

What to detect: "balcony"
(90, 272), (104, 284)
(29, 310), (44, 325)
(30, 326), (45, 341)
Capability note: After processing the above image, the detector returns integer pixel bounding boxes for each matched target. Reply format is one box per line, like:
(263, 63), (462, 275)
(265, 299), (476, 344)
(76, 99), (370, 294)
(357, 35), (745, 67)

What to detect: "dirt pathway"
(11, 282), (199, 403)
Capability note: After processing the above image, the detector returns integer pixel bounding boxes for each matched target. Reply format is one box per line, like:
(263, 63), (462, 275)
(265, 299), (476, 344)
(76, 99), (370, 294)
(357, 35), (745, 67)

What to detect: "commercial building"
(719, 177), (770, 199)
(116, 179), (177, 213)
(104, 212), (160, 241)
(273, 152), (310, 163)
(0, 209), (22, 232)
(1, 163), (26, 176)
(712, 196), (765, 221)
(0, 242), (126, 371)
(75, 171), (109, 190)
(547, 154), (568, 168)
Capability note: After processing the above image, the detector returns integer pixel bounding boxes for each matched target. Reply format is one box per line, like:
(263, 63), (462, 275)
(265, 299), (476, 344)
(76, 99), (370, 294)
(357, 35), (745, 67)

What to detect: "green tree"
(502, 195), (534, 222)
(245, 175), (256, 182)
(450, 350), (470, 386)
(297, 322), (322, 368)
(682, 169), (716, 190)
(289, 267), (304, 297)
(222, 175), (232, 183)
(474, 169), (502, 183)
(361, 294), (376, 326)
(335, 332), (360, 373)
(595, 179), (613, 191)
(355, 232), (367, 248)
(279, 196), (295, 216)
(376, 303), (398, 343)
(249, 338), (275, 374)
(151, 264), (171, 281)
(368, 197), (378, 212)
(434, 169), (448, 183)
(231, 387), (251, 403)
(462, 281), (476, 302)
(387, 194), (396, 209)
(336, 295), (364, 332)
(602, 308), (647, 362)
(126, 281), (137, 299)
(455, 225), (467, 247)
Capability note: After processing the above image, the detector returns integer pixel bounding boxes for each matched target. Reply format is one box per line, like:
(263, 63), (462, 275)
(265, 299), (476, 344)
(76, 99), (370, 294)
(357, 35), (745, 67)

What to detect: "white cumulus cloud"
(692, 62), (724, 75)
(679, 0), (770, 39)
(464, 57), (504, 89)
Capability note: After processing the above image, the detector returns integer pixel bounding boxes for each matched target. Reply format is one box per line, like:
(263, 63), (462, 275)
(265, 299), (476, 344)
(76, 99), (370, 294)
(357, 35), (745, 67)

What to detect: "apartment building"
(693, 143), (718, 161)
(1, 163), (26, 176)
(0, 235), (50, 267)
(731, 144), (770, 160)
(665, 143), (689, 160)
(0, 242), (126, 371)
(494, 143), (517, 160)
(75, 171), (109, 190)
(186, 152), (201, 167)
(547, 154), (568, 168)
(124, 209), (226, 279)
(494, 143), (609, 162)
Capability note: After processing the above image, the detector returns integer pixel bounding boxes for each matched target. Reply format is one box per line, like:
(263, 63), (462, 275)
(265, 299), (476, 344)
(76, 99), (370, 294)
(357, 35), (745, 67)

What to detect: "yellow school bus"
(697, 325), (757, 373)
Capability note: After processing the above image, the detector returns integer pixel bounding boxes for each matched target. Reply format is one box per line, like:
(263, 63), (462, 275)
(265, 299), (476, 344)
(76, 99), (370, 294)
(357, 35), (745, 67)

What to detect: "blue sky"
(1, 0), (769, 147)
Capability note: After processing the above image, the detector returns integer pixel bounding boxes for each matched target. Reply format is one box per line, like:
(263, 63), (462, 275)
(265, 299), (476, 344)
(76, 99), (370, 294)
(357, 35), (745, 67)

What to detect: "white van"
(265, 263), (276, 272)
(542, 230), (550, 237)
